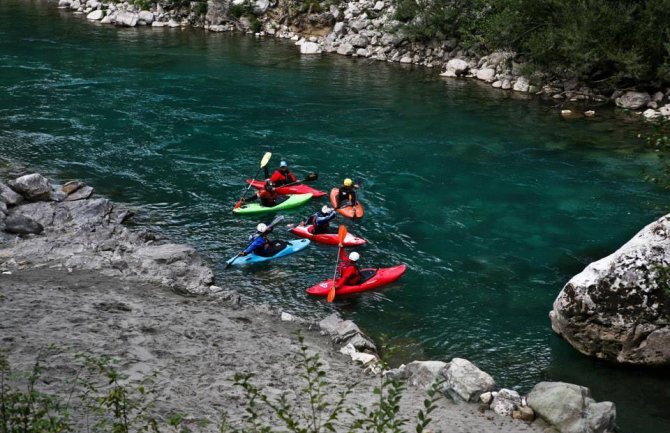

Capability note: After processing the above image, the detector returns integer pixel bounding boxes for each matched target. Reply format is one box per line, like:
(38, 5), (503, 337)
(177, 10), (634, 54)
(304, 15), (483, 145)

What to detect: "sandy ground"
(0, 268), (546, 433)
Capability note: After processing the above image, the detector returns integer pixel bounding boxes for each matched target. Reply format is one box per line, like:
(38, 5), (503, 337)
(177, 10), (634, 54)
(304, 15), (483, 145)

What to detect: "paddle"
(224, 215), (285, 269)
(279, 172), (318, 188)
(327, 225), (349, 303)
(235, 152), (272, 208)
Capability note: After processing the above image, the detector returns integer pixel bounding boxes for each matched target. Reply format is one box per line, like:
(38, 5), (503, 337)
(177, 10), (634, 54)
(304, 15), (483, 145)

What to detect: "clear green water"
(2, 1), (669, 431)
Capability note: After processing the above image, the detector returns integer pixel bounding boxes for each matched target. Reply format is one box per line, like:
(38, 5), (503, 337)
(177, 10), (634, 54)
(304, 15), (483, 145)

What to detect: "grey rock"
(527, 382), (616, 433)
(334, 320), (361, 342)
(333, 21), (346, 35)
(550, 213), (670, 365)
(319, 313), (343, 335)
(476, 67), (496, 83)
(300, 42), (322, 54)
(441, 58), (469, 77)
(0, 182), (23, 206)
(491, 388), (522, 416)
(615, 91), (651, 110)
(336, 43), (354, 56)
(512, 406), (535, 422)
(350, 34), (369, 48)
(373, 0), (384, 11)
(138, 10), (154, 24)
(62, 180), (84, 195)
(253, 0), (269, 15)
(441, 357), (495, 402)
(4, 214), (44, 235)
(513, 76), (530, 92)
(652, 91), (664, 102)
(115, 11), (138, 27)
(405, 360), (447, 389)
(65, 185), (94, 201)
(9, 173), (51, 201)
(87, 9), (104, 20)
(342, 333), (376, 353)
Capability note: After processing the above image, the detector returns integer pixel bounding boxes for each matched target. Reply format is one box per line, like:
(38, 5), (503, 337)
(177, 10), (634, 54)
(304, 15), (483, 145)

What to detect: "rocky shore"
(1, 169), (618, 433)
(53, 0), (670, 121)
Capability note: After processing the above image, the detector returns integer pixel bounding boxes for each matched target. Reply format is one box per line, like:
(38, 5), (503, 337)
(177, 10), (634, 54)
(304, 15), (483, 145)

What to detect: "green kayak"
(233, 193), (313, 215)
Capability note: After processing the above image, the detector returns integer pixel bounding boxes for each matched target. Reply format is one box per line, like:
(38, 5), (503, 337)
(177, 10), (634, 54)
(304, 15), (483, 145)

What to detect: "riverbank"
(0, 168), (619, 432)
(55, 0), (670, 121)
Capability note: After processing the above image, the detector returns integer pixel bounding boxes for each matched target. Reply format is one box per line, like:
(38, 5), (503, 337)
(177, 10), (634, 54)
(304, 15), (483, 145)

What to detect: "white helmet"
(257, 223), (268, 233)
(348, 251), (360, 262)
(321, 205), (333, 214)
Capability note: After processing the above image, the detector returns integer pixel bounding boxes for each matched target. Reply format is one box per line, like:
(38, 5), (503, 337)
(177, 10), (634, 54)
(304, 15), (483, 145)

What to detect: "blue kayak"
(226, 239), (310, 266)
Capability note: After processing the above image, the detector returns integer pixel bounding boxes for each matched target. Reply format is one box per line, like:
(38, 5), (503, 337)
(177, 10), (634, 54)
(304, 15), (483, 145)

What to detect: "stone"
(9, 173), (51, 201)
(441, 358), (495, 402)
(501, 78), (512, 90)
(491, 388), (522, 416)
(333, 22), (346, 35)
(527, 382), (616, 433)
(319, 313), (343, 334)
(100, 14), (113, 24)
(336, 43), (354, 56)
(444, 58), (471, 77)
(86, 9), (104, 20)
(404, 360), (447, 389)
(334, 320), (361, 342)
(584, 110), (596, 117)
(400, 56), (412, 63)
(356, 48), (369, 57)
(0, 182), (23, 206)
(643, 108), (660, 119)
(343, 333), (376, 353)
(660, 104), (670, 117)
(560, 110), (572, 117)
(65, 185), (94, 201)
(280, 312), (295, 321)
(480, 391), (493, 405)
(340, 343), (378, 366)
(300, 42), (322, 54)
(615, 91), (651, 109)
(491, 80), (502, 88)
(380, 32), (401, 47)
(0, 201), (7, 216)
(70, 0), (81, 9)
(373, 1), (385, 10)
(4, 214), (44, 235)
(550, 213), (670, 365)
(58, 0), (71, 7)
(62, 181), (84, 195)
(476, 67), (496, 83)
(167, 19), (179, 28)
(152, 21), (166, 27)
(652, 91), (665, 102)
(513, 76), (530, 92)
(138, 10), (154, 24)
(350, 34), (369, 48)
(115, 11), (138, 27)
(512, 406), (535, 422)
(253, 0), (270, 14)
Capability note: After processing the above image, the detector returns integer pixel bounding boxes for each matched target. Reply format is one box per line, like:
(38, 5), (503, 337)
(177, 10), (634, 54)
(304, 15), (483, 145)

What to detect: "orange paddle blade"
(338, 225), (348, 243)
(327, 283), (336, 303)
(234, 200), (242, 209)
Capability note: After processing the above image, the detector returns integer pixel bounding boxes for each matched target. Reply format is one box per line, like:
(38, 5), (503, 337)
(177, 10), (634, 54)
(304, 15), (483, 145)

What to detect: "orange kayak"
(330, 188), (364, 219)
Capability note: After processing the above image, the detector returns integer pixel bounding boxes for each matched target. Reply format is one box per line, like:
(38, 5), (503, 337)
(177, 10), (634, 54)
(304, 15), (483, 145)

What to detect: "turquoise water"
(1, 1), (669, 431)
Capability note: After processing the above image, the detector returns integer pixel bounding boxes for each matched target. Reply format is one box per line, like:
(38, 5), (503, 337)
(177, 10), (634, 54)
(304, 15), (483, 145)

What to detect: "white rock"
(85, 0), (100, 8)
(333, 22), (346, 35)
(373, 0), (385, 10)
(152, 21), (166, 27)
(513, 76), (530, 92)
(86, 9), (104, 20)
(440, 58), (469, 77)
(58, 0), (71, 8)
(476, 67), (496, 83)
(643, 108), (660, 119)
(280, 312), (295, 321)
(660, 104), (670, 117)
(100, 14), (113, 24)
(480, 391), (493, 405)
(138, 10), (154, 24)
(491, 80), (502, 88)
(491, 388), (522, 416)
(115, 11), (138, 27)
(167, 19), (179, 28)
(584, 110), (596, 117)
(356, 48), (369, 57)
(400, 56), (412, 63)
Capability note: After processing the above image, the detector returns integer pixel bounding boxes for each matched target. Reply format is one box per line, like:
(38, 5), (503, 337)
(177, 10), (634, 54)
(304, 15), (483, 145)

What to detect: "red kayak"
(247, 179), (326, 198)
(306, 265), (406, 297)
(291, 224), (367, 246)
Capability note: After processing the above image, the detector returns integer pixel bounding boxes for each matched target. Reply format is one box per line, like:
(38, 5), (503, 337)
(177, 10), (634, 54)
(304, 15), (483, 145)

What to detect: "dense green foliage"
(393, 0), (670, 88)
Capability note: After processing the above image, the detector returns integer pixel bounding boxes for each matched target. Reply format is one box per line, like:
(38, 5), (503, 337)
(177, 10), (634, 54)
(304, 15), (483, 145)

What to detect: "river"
(1, 1), (669, 431)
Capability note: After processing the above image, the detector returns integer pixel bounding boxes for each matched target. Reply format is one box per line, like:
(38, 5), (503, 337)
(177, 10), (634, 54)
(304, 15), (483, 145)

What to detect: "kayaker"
(336, 178), (358, 207)
(242, 180), (284, 207)
(240, 223), (273, 257)
(305, 205), (337, 234)
(264, 160), (297, 187)
(335, 248), (361, 286)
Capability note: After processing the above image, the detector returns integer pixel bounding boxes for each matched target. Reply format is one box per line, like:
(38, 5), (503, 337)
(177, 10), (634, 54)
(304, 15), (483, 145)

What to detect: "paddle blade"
(260, 152), (272, 168)
(327, 283), (336, 303)
(338, 225), (348, 244)
(234, 200), (242, 209)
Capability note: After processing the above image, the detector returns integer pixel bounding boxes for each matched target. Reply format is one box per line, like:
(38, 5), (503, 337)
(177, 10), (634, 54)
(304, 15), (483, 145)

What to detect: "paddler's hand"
(239, 251), (246, 256)
(338, 242), (343, 248)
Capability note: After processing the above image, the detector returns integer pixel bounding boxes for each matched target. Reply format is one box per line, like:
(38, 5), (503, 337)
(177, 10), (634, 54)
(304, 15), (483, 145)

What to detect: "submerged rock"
(550, 213), (670, 365)
(527, 382), (616, 433)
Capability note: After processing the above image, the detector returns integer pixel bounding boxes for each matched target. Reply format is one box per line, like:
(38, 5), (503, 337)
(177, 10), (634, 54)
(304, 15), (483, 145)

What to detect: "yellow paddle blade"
(260, 152), (272, 168)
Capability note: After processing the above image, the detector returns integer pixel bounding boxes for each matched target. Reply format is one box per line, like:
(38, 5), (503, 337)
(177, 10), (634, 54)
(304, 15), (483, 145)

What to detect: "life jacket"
(337, 186), (355, 204)
(259, 189), (278, 206)
(270, 170), (295, 186)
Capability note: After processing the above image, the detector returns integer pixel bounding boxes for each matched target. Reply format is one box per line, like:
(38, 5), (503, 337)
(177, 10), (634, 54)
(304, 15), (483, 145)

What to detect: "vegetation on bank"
(0, 336), (441, 433)
(393, 0), (670, 90)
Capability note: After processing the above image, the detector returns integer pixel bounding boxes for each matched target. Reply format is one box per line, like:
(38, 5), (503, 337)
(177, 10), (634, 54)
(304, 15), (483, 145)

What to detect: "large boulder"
(9, 173), (51, 201)
(476, 67), (496, 83)
(441, 357), (495, 402)
(527, 382), (616, 433)
(4, 214), (44, 235)
(86, 9), (104, 20)
(513, 76), (530, 92)
(300, 42), (322, 54)
(138, 10), (154, 24)
(615, 91), (651, 110)
(0, 182), (23, 205)
(404, 360), (447, 389)
(115, 11), (138, 27)
(440, 58), (469, 78)
(550, 213), (670, 365)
